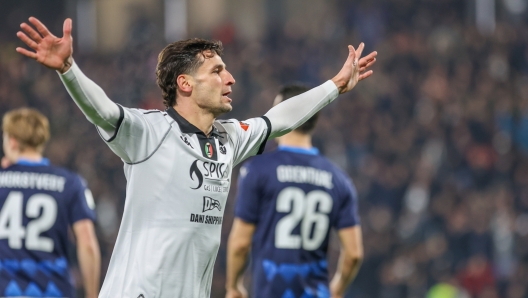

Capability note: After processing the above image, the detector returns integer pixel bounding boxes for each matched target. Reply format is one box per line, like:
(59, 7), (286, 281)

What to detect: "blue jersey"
(235, 146), (360, 298)
(0, 159), (96, 298)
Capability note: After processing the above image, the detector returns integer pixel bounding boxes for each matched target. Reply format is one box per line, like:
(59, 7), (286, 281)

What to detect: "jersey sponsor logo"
(203, 196), (221, 212)
(203, 184), (229, 193)
(204, 142), (214, 158)
(189, 213), (223, 225)
(180, 136), (194, 149)
(239, 122), (249, 131)
(189, 161), (204, 189)
(189, 160), (228, 190)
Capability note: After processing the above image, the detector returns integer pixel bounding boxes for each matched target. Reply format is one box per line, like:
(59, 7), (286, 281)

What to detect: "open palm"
(331, 43), (377, 94)
(16, 17), (73, 73)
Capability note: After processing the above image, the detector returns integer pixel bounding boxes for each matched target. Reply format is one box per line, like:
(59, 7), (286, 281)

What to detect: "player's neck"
(173, 104), (215, 136)
(277, 132), (313, 149)
(14, 151), (43, 162)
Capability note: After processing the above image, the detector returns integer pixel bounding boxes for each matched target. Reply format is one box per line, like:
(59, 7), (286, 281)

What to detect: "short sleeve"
(229, 116), (271, 166)
(97, 107), (172, 163)
(334, 176), (360, 229)
(68, 175), (96, 225)
(234, 161), (262, 224)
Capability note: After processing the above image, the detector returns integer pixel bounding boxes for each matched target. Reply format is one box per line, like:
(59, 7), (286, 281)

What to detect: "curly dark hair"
(156, 38), (224, 108)
(277, 84), (319, 134)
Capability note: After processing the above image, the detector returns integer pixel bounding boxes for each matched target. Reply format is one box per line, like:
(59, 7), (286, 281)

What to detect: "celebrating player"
(225, 85), (363, 298)
(0, 108), (100, 298)
(16, 17), (376, 297)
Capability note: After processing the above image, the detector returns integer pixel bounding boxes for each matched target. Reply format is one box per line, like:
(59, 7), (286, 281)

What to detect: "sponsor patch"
(203, 196), (222, 212)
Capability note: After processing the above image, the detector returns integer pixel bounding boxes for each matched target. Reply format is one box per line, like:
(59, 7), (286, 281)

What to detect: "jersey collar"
(167, 106), (222, 138)
(277, 145), (320, 155)
(16, 158), (50, 166)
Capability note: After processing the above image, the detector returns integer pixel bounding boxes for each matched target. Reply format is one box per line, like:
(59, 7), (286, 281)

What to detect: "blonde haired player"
(0, 108), (100, 297)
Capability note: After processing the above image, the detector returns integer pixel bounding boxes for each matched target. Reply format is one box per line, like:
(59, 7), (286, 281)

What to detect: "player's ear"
(8, 136), (19, 152)
(176, 74), (193, 93)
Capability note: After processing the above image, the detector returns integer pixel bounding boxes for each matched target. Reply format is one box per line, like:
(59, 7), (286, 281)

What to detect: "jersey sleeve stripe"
(105, 104), (125, 142)
(257, 116), (272, 155)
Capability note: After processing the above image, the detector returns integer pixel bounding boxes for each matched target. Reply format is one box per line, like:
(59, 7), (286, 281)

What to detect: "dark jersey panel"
(235, 147), (360, 298)
(0, 162), (95, 298)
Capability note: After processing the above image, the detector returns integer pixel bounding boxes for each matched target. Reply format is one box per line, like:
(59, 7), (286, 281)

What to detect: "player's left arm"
(264, 43), (376, 139)
(226, 218), (256, 298)
(67, 176), (100, 298)
(73, 219), (101, 298)
(330, 226), (363, 298)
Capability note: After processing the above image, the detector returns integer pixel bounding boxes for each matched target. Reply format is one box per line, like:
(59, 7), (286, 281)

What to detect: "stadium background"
(1, 0), (528, 297)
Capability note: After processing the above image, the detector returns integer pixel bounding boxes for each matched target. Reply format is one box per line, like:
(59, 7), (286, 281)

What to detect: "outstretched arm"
(264, 43), (376, 138)
(16, 17), (120, 133)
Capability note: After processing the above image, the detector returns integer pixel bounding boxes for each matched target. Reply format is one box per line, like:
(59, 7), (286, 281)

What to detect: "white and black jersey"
(58, 62), (339, 298)
(97, 106), (270, 298)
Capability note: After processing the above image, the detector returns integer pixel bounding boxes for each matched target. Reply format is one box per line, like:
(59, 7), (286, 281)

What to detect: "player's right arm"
(16, 17), (166, 163)
(329, 173), (363, 298)
(226, 218), (255, 298)
(330, 226), (363, 298)
(226, 161), (263, 297)
(15, 17), (120, 134)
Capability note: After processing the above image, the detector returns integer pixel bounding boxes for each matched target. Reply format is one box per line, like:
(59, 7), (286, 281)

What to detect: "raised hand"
(16, 17), (74, 74)
(331, 43), (377, 94)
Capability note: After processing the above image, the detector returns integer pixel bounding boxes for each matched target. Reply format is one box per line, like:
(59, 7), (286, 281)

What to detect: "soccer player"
(15, 17), (376, 297)
(225, 85), (363, 298)
(0, 108), (100, 298)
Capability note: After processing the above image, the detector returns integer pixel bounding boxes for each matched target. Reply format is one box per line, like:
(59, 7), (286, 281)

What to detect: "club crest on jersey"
(220, 145), (226, 155)
(203, 196), (221, 212)
(239, 122), (249, 131)
(204, 142), (214, 158)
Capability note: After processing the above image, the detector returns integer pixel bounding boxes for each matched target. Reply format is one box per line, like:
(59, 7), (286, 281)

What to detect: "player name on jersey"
(0, 171), (66, 192)
(276, 165), (333, 189)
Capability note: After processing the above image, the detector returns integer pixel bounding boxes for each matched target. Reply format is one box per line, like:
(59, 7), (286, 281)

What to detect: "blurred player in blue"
(0, 108), (100, 297)
(226, 85), (363, 298)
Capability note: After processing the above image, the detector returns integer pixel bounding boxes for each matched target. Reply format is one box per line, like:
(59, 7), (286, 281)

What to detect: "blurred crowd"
(1, 0), (528, 297)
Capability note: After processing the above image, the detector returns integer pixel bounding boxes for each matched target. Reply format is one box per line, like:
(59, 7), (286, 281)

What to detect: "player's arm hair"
(264, 81), (338, 139)
(330, 226), (363, 298)
(73, 219), (101, 298)
(59, 61), (121, 133)
(226, 218), (255, 292)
